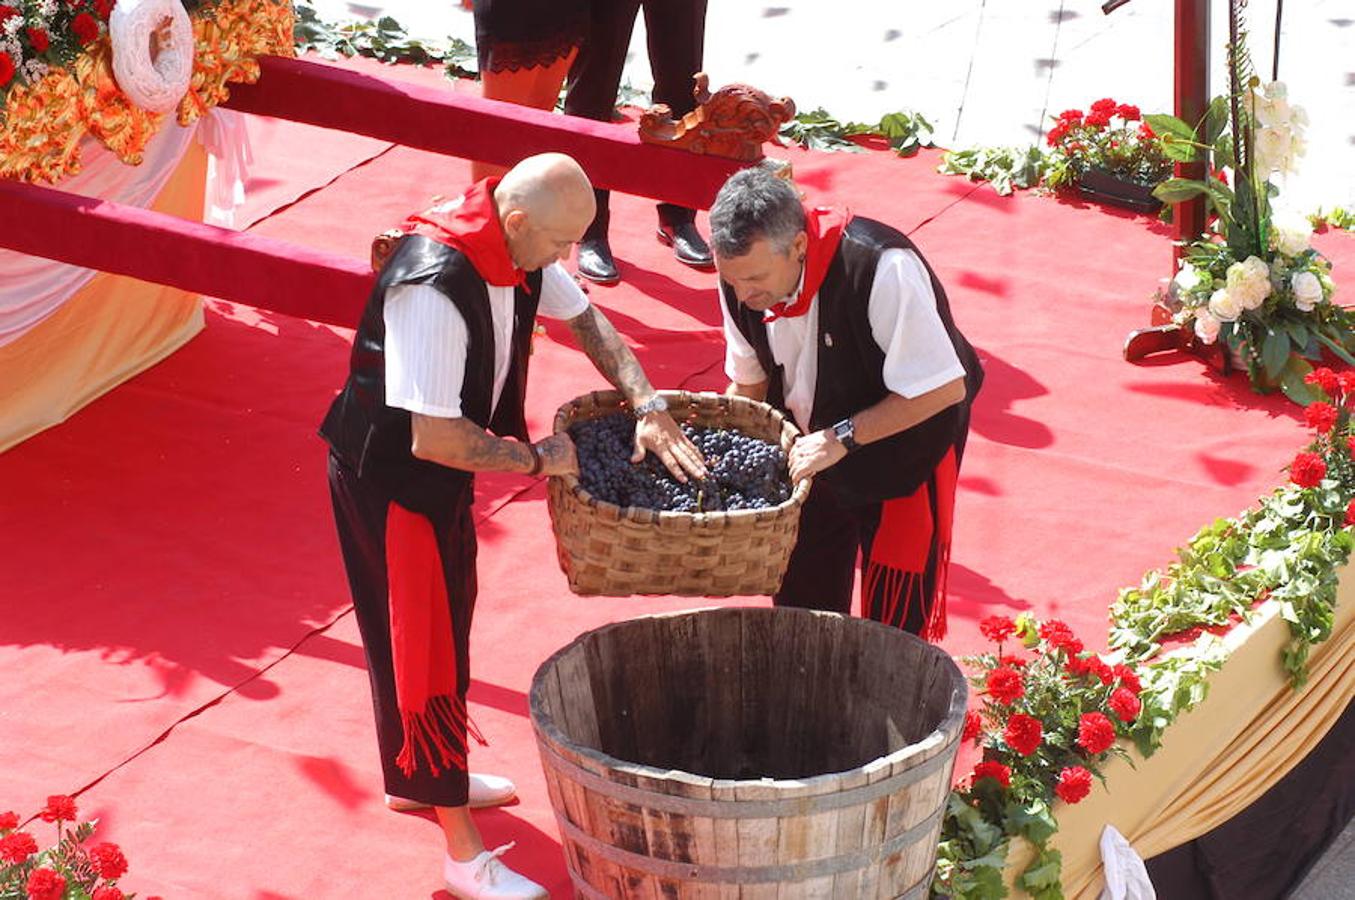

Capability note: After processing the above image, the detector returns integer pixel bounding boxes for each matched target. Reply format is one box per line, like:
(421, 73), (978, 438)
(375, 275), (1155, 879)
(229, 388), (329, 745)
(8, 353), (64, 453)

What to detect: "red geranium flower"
(0, 810), (17, 830)
(1116, 103), (1141, 121)
(25, 868), (66, 900)
(26, 27), (50, 53)
(1305, 401), (1338, 434)
(0, 5), (19, 23)
(1085, 110), (1112, 129)
(1347, 435), (1355, 456)
(986, 666), (1025, 704)
(93, 888), (126, 900)
(972, 760), (1011, 788)
(1004, 713), (1043, 756)
(1290, 452), (1327, 489)
(1109, 687), (1142, 722)
(979, 615), (1016, 643)
(1047, 123), (1069, 147)
(1345, 498), (1355, 527)
(1077, 711), (1117, 754)
(1058, 108), (1084, 123)
(72, 11), (100, 45)
(1090, 98), (1118, 114)
(962, 709), (983, 744)
(1138, 122), (1157, 140)
(1055, 765), (1094, 804)
(0, 52), (14, 88)
(38, 795), (76, 823)
(89, 842), (129, 880)
(1112, 664), (1142, 695)
(1339, 370), (1355, 398)
(0, 831), (38, 864)
(1304, 367), (1340, 397)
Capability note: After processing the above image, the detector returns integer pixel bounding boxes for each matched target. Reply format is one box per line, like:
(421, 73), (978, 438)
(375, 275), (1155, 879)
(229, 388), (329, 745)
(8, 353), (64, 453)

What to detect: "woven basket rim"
(551, 389), (812, 525)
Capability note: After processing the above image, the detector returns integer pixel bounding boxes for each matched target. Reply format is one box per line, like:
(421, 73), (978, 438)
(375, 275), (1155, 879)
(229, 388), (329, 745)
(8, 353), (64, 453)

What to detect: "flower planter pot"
(1076, 167), (1163, 213)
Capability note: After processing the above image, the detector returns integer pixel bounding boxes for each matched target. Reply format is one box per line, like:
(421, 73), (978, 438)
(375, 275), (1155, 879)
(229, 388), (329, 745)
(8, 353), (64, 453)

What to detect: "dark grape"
(568, 413), (792, 513)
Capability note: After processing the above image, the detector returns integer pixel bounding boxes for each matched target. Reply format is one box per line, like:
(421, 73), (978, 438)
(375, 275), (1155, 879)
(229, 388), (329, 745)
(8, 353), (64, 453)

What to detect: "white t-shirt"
(383, 261), (590, 418)
(720, 248), (966, 433)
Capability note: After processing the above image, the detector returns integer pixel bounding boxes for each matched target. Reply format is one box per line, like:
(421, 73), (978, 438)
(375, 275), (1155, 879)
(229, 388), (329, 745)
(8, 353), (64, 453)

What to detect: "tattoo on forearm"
(450, 421), (533, 473)
(569, 307), (653, 402)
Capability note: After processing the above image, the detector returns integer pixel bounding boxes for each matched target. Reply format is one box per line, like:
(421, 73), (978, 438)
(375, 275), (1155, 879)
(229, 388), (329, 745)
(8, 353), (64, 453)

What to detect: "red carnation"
(94, 888), (126, 900)
(0, 810), (17, 830)
(979, 615), (1016, 643)
(1112, 664), (1142, 695)
(1090, 98), (1118, 114)
(71, 11), (100, 45)
(1004, 713), (1043, 756)
(1039, 619), (1083, 655)
(0, 5), (19, 23)
(1138, 122), (1157, 140)
(1077, 711), (1117, 755)
(1305, 367), (1340, 397)
(25, 27), (49, 53)
(962, 709), (983, 744)
(0, 831), (38, 864)
(1305, 401), (1338, 434)
(1109, 686), (1142, 722)
(1065, 653), (1095, 679)
(1339, 370), (1355, 396)
(1054, 765), (1094, 804)
(986, 666), (1025, 704)
(1116, 103), (1141, 121)
(25, 868), (66, 900)
(1085, 110), (1112, 129)
(89, 842), (128, 880)
(999, 654), (1028, 668)
(1345, 498), (1355, 527)
(94, 0), (115, 20)
(38, 795), (76, 823)
(1290, 451), (1327, 489)
(1058, 108), (1084, 123)
(0, 52), (14, 88)
(972, 760), (1011, 789)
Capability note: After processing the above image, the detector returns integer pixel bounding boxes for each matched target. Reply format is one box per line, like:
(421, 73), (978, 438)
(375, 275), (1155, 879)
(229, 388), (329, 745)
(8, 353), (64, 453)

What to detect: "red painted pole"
(1173, 0), (1210, 265)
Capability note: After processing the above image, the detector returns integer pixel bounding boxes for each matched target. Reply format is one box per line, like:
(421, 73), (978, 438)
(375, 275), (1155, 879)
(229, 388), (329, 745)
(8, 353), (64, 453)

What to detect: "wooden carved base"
(638, 73), (796, 162)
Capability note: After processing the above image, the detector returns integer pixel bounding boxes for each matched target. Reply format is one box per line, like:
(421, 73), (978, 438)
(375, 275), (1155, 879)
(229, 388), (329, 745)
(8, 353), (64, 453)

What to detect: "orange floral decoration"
(0, 0), (295, 183)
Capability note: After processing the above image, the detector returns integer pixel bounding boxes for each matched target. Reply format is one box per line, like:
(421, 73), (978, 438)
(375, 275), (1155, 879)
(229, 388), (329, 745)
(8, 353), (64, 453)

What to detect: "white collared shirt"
(720, 248), (966, 433)
(383, 261), (590, 418)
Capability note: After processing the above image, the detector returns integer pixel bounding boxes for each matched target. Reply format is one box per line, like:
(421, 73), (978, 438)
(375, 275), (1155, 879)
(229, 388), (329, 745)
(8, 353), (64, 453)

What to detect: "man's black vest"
(319, 235), (543, 515)
(722, 217), (984, 507)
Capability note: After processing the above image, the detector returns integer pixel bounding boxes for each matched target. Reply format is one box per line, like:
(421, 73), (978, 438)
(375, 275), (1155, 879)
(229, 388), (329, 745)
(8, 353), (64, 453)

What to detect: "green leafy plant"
(779, 107), (934, 157)
(1311, 206), (1355, 232)
(1042, 99), (1173, 191)
(0, 796), (138, 900)
(937, 146), (1045, 196)
(293, 3), (478, 78)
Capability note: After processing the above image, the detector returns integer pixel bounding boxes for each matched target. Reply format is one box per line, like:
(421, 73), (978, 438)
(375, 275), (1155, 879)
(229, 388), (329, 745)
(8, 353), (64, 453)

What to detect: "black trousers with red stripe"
(326, 452), (478, 808)
(773, 467), (948, 636)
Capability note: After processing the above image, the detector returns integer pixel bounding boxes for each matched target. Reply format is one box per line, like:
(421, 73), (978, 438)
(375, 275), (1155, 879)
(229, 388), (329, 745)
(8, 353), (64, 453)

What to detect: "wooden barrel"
(529, 607), (967, 899)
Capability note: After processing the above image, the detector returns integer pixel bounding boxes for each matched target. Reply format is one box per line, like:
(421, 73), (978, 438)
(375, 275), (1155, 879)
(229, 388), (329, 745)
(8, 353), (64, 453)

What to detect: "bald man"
(320, 154), (704, 899)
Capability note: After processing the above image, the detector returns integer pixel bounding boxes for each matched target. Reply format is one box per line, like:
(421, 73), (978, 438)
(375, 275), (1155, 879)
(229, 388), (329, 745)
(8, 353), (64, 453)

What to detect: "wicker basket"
(547, 390), (811, 597)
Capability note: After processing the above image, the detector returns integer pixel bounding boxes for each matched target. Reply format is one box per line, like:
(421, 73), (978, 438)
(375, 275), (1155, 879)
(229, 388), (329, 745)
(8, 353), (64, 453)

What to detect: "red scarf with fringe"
(400, 177), (529, 292)
(864, 446), (958, 641)
(384, 501), (486, 778)
(763, 205), (850, 322)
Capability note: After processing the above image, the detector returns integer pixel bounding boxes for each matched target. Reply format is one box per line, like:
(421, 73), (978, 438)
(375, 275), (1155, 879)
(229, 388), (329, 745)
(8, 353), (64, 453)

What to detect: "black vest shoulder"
(722, 218), (984, 505)
(319, 235), (542, 514)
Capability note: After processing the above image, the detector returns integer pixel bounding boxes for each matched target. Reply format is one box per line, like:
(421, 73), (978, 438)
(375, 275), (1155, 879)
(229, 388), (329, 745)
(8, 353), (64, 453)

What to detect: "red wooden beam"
(220, 55), (747, 211)
(1173, 0), (1210, 262)
(0, 178), (372, 327)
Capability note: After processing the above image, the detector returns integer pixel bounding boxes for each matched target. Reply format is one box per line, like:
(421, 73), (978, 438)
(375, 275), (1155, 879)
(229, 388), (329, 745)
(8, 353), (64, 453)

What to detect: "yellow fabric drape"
(0, 142), (208, 454)
(1004, 577), (1355, 898)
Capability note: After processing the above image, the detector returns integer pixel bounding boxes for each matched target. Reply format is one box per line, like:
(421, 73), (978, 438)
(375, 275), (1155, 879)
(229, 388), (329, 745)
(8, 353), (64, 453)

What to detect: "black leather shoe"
(576, 237), (620, 285)
(657, 222), (714, 269)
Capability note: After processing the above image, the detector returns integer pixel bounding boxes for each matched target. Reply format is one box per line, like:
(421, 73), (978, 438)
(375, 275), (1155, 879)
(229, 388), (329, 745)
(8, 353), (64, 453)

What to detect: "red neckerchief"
(763, 205), (851, 322)
(400, 177), (529, 291)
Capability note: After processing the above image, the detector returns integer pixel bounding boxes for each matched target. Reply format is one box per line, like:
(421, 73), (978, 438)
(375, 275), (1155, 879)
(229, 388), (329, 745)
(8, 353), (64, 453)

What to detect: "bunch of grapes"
(570, 413), (792, 513)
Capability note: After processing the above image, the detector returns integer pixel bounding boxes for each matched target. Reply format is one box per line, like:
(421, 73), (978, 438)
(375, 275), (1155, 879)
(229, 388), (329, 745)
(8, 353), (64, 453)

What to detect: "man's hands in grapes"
(632, 412), (708, 482)
(788, 429), (846, 483)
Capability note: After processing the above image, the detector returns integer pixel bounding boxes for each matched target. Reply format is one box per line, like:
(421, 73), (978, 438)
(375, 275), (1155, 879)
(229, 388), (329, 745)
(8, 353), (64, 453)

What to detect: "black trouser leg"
(773, 479), (867, 615)
(642, 0), (707, 228)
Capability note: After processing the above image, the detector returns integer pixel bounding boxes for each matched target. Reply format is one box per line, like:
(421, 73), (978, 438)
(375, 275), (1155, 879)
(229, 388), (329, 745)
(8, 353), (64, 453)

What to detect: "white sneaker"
(385, 773), (518, 812)
(442, 843), (547, 900)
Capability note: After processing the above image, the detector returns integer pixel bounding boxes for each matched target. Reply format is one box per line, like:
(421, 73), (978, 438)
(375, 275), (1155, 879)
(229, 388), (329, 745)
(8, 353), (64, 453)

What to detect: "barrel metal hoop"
(556, 805), (943, 887)
(537, 737), (953, 819)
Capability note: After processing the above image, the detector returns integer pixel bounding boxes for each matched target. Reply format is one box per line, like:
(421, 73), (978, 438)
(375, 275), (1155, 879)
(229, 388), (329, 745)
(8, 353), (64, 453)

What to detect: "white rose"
(1193, 309), (1221, 344)
(1293, 271), (1323, 312)
(1226, 257), (1272, 310)
(1173, 264), (1202, 293)
(1208, 288), (1242, 322)
(1270, 213), (1312, 257)
(1254, 126), (1295, 177)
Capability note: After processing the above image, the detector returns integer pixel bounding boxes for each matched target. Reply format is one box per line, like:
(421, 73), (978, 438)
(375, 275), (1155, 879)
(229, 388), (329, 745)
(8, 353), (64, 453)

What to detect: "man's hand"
(534, 433), (579, 477)
(788, 429), (847, 483)
(632, 412), (708, 483)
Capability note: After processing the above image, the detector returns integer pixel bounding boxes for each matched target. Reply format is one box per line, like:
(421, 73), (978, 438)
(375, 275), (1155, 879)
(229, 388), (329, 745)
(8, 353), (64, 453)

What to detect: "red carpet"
(2, 71), (1350, 896)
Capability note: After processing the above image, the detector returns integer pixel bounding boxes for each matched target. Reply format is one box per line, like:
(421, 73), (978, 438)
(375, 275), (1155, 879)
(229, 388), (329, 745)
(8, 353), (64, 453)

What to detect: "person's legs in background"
(471, 49), (579, 183)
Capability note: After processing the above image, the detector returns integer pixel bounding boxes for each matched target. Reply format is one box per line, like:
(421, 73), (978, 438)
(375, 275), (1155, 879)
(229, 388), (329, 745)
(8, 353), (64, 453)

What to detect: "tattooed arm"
(411, 414), (577, 476)
(564, 305), (707, 481)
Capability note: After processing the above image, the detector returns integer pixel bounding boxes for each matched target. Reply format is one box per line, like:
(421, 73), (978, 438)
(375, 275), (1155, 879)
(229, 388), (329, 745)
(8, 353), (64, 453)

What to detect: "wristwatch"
(831, 417), (859, 452)
(632, 394), (669, 418)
